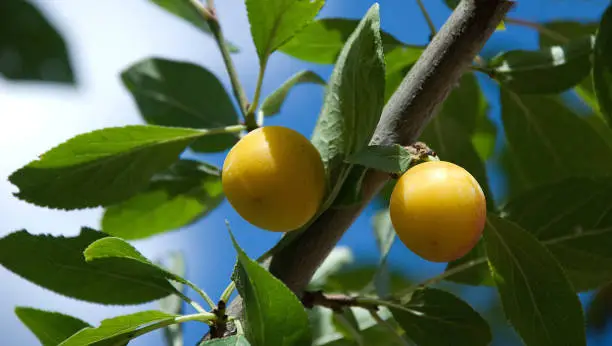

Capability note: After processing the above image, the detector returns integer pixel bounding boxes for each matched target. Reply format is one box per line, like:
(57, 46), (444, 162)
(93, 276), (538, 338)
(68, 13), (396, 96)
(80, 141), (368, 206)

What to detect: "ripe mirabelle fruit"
(222, 126), (326, 232)
(389, 161), (486, 263)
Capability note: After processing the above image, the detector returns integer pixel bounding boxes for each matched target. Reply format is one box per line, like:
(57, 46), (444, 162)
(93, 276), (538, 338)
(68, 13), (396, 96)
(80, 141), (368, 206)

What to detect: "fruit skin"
(389, 161), (486, 263)
(222, 126), (326, 232)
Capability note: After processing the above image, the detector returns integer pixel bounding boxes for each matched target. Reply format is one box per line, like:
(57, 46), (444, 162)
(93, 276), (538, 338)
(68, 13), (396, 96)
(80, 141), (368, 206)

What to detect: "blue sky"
(1, 0), (611, 345)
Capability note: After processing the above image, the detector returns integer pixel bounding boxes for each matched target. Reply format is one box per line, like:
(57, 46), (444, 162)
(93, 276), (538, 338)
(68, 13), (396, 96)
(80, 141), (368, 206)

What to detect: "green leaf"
(102, 159), (223, 240)
(149, 0), (239, 53)
(311, 306), (404, 346)
(322, 266), (412, 295)
(246, 0), (324, 62)
(331, 309), (363, 345)
(499, 90), (612, 200)
(538, 21), (598, 48)
(383, 46), (423, 103)
(444, 0), (460, 9)
(371, 209), (395, 297)
(9, 125), (206, 209)
(0, 229), (176, 304)
(446, 178), (612, 291)
(502, 177), (612, 291)
(15, 307), (91, 346)
(122, 58), (240, 152)
(279, 18), (409, 65)
(58, 310), (178, 346)
(490, 36), (593, 94)
(345, 145), (412, 174)
(84, 237), (191, 289)
(201, 335), (251, 345)
(484, 214), (586, 346)
(594, 4), (612, 124)
(0, 0), (74, 83)
(444, 240), (493, 286)
(537, 21), (602, 115)
(259, 70), (325, 117)
(311, 4), (385, 189)
(390, 288), (492, 346)
(309, 246), (354, 290)
(229, 230), (312, 346)
(419, 73), (494, 205)
(586, 281), (612, 332)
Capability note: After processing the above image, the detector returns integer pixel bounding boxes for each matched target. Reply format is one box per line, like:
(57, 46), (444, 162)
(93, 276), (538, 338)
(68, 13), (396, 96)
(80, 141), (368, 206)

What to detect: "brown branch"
(203, 0), (514, 340)
(269, 0), (514, 294)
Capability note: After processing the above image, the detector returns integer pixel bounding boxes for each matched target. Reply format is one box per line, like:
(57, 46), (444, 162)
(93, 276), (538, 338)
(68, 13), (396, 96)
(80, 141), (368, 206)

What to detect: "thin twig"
(415, 0), (437, 38)
(505, 17), (569, 44)
(190, 0), (250, 116)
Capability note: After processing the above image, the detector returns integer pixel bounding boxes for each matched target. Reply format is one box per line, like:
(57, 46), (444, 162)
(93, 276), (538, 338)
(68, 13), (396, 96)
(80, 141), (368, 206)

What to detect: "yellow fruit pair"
(221, 126), (486, 263)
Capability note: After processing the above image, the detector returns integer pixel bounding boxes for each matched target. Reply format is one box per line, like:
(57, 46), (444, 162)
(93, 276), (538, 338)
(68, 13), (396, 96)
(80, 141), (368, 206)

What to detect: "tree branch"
(205, 0), (513, 339)
(269, 0), (514, 294)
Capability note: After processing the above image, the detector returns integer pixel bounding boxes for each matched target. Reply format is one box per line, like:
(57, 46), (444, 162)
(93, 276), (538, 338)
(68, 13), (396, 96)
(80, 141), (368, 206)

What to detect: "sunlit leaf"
(229, 229), (312, 346)
(59, 311), (178, 346)
(15, 307), (90, 346)
(9, 125), (206, 209)
(260, 70), (325, 117)
(0, 229), (176, 305)
(102, 159), (224, 240)
(122, 58), (240, 152)
(246, 0), (324, 62)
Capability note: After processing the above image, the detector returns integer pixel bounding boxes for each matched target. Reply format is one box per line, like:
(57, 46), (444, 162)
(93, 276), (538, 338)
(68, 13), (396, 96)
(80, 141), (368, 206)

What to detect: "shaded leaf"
(229, 230), (312, 346)
(246, 0), (324, 62)
(594, 4), (612, 124)
(539, 21), (598, 48)
(538, 21), (602, 116)
(9, 125), (206, 209)
(332, 166), (368, 207)
(331, 309), (363, 345)
(311, 4), (385, 190)
(345, 145), (412, 174)
(201, 335), (251, 345)
(371, 209), (395, 297)
(503, 177), (612, 291)
(322, 266), (412, 295)
(310, 306), (404, 346)
(485, 214), (586, 346)
(0, 229), (176, 305)
(122, 58), (240, 152)
(15, 307), (90, 346)
(280, 18), (408, 65)
(390, 288), (491, 346)
(446, 178), (612, 291)
(0, 0), (74, 83)
(499, 90), (612, 200)
(444, 241), (492, 286)
(102, 159), (223, 240)
(586, 281), (612, 333)
(490, 36), (593, 94)
(260, 70), (325, 117)
(383, 46), (423, 103)
(58, 311), (178, 346)
(309, 246), (354, 290)
(149, 0), (239, 52)
(84, 237), (191, 286)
